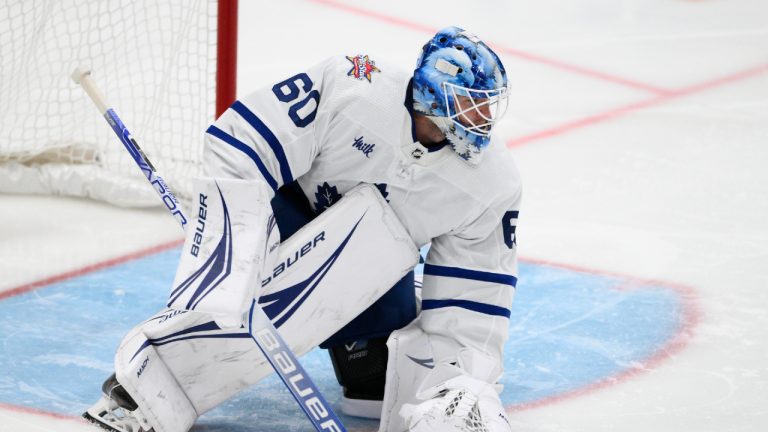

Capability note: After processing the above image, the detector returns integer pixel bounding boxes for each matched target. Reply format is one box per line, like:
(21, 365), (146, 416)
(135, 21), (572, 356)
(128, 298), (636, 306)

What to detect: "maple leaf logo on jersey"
(313, 182), (342, 214)
(346, 54), (381, 83)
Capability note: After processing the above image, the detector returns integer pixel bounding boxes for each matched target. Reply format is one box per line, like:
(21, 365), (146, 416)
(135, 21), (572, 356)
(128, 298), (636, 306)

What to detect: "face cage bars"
(443, 82), (510, 137)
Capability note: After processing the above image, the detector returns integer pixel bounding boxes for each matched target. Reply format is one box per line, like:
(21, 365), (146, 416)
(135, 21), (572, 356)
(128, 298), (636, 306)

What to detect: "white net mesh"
(443, 389), (488, 432)
(0, 0), (221, 206)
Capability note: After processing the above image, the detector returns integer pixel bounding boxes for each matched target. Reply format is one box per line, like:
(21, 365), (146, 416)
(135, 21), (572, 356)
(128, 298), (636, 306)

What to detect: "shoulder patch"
(345, 54), (381, 83)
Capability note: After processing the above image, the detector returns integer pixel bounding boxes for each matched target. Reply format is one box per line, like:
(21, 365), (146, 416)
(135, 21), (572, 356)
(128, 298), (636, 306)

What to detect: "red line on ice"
(0, 241), (700, 421)
(307, 0), (672, 95)
(506, 62), (768, 148)
(0, 239), (183, 301)
(0, 401), (81, 422)
(8, 0), (758, 422)
(306, 0), (768, 150)
(506, 257), (701, 412)
(0, 239), (184, 423)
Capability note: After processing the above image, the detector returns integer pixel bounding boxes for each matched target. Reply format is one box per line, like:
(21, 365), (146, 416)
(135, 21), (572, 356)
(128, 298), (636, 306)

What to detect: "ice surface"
(1, 0), (767, 431)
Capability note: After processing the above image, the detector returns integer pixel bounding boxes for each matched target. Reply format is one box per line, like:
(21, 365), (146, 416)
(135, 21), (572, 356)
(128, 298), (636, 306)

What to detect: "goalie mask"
(413, 26), (509, 164)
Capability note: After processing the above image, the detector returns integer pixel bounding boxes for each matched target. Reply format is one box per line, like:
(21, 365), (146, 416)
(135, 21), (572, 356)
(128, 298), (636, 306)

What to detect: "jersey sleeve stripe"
(205, 125), (279, 192)
(231, 101), (294, 185)
(422, 299), (511, 318)
(423, 264), (517, 288)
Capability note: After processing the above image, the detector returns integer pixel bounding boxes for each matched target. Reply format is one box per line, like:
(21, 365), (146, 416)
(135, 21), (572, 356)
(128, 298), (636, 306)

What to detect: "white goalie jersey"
(205, 54), (522, 382)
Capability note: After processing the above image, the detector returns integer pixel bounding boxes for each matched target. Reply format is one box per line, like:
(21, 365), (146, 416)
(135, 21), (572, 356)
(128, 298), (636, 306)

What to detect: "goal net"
(0, 0), (236, 206)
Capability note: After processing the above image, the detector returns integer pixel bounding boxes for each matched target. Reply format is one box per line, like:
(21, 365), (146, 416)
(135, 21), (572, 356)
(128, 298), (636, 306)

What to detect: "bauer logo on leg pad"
(190, 193), (208, 257)
(261, 231), (326, 287)
(255, 183), (419, 345)
(170, 177), (275, 322)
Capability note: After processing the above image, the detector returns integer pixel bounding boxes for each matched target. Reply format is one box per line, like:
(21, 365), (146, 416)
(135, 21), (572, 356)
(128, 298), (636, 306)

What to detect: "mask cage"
(443, 82), (509, 137)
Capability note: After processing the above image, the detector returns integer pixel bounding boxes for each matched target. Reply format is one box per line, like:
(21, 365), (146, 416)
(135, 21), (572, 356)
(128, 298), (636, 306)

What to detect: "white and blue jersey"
(204, 54), (522, 367)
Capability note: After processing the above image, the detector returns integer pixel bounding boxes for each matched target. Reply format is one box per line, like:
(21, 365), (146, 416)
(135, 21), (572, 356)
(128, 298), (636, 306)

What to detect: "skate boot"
(82, 373), (154, 432)
(328, 336), (389, 419)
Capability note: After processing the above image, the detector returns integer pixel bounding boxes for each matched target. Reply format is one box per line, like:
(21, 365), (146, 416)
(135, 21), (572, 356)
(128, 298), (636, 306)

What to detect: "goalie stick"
(72, 67), (347, 432)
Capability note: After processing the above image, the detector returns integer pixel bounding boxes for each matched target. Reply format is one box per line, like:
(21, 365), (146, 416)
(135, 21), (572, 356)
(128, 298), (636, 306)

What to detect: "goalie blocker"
(110, 183), (419, 432)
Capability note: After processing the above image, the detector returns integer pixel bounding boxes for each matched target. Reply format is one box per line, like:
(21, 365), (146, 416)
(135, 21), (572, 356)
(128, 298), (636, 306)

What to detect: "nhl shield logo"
(346, 54), (380, 83)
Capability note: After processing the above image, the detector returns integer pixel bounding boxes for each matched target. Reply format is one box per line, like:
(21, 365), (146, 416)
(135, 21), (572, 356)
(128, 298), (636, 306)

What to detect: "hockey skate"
(82, 373), (154, 432)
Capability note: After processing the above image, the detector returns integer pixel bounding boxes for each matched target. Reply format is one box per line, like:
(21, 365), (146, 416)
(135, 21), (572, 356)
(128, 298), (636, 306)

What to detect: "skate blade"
(82, 410), (121, 432)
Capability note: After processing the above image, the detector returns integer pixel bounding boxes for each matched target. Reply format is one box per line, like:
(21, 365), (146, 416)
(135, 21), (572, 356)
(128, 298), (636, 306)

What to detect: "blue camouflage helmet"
(413, 26), (509, 163)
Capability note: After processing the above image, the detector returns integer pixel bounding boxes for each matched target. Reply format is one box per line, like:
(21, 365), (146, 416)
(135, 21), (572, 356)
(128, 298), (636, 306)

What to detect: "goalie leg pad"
(112, 184), (419, 427)
(114, 325), (198, 432)
(169, 177), (277, 328)
(256, 183), (419, 354)
(321, 269), (417, 348)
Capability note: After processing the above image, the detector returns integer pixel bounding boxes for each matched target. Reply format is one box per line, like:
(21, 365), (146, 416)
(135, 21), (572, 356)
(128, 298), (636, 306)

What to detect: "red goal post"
(0, 0), (238, 206)
(216, 0), (238, 119)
